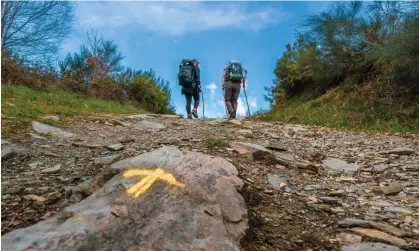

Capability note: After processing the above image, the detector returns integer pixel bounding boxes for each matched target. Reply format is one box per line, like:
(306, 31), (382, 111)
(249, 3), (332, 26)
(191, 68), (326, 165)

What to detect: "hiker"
(222, 60), (247, 119)
(178, 59), (201, 119)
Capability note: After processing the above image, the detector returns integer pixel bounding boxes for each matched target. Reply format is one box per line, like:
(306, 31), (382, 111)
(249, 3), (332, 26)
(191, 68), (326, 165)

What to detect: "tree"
(1, 1), (74, 62)
(59, 30), (124, 83)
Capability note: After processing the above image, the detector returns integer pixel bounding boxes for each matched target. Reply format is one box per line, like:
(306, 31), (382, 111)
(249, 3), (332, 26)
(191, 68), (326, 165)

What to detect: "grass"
(1, 85), (145, 137)
(260, 85), (419, 134)
(205, 138), (228, 149)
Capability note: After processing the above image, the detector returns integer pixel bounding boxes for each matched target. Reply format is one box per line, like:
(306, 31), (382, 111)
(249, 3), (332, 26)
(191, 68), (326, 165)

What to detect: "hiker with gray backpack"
(178, 59), (202, 119)
(222, 60), (248, 119)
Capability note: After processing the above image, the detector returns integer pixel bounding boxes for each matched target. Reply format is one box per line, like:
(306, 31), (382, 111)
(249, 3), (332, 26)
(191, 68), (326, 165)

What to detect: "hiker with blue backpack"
(178, 59), (202, 119)
(222, 60), (248, 119)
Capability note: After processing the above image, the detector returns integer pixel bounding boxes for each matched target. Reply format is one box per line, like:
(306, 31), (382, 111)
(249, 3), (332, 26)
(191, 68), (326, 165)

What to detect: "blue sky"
(60, 1), (332, 118)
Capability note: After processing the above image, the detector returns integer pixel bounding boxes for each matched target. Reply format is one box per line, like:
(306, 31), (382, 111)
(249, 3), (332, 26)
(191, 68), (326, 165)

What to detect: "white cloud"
(248, 96), (257, 108)
(74, 2), (285, 35)
(236, 97), (247, 117)
(206, 82), (217, 98)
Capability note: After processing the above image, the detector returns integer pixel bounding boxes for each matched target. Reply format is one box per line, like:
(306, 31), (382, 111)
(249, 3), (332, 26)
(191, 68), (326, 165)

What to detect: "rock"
(319, 197), (340, 204)
(159, 114), (182, 119)
(382, 185), (404, 195)
(28, 133), (46, 140)
(23, 194), (47, 205)
(1, 147), (15, 160)
(1, 139), (11, 145)
(94, 154), (121, 165)
(336, 232), (362, 244)
(1, 140), (24, 160)
(126, 114), (154, 119)
(304, 184), (323, 191)
(105, 143), (124, 151)
(120, 137), (135, 143)
(32, 121), (74, 138)
(237, 129), (253, 136)
(265, 145), (288, 152)
(111, 119), (131, 127)
(41, 164), (61, 174)
(72, 142), (102, 148)
(386, 207), (412, 214)
(273, 152), (296, 167)
(229, 120), (242, 126)
(1, 146), (247, 251)
(323, 158), (360, 175)
(369, 221), (411, 237)
(267, 173), (288, 191)
(341, 242), (401, 251)
(369, 200), (393, 207)
(135, 120), (166, 129)
(44, 151), (60, 157)
(87, 127), (97, 131)
(28, 161), (43, 169)
(413, 203), (419, 208)
(329, 189), (345, 197)
(349, 227), (408, 247)
(330, 207), (345, 213)
(338, 218), (370, 227)
(228, 142), (272, 161)
(4, 186), (24, 195)
(373, 164), (389, 172)
(387, 147), (415, 155)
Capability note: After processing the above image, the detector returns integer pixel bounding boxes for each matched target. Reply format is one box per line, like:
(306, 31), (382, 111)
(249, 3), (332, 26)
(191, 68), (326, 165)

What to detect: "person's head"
(192, 59), (199, 67)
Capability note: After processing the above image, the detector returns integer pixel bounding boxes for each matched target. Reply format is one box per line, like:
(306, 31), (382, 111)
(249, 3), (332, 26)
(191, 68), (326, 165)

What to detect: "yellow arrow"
(122, 168), (186, 198)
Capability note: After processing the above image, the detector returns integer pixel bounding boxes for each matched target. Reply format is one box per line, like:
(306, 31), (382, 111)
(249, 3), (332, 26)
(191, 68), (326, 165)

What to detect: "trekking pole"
(243, 87), (251, 117)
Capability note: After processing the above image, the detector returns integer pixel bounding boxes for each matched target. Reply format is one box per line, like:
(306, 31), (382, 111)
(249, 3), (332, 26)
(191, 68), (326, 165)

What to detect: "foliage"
(267, 1), (419, 101)
(1, 1), (74, 63)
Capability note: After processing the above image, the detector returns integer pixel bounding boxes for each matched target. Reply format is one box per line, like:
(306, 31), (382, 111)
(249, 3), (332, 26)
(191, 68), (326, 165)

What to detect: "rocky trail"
(1, 114), (419, 251)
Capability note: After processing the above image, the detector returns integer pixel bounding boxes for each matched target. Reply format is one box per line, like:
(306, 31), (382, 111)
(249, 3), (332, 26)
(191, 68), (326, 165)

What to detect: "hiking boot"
(192, 108), (198, 118)
(228, 110), (236, 119)
(187, 114), (193, 119)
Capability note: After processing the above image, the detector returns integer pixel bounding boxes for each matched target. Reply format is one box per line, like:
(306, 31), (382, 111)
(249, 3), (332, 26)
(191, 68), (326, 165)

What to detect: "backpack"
(225, 62), (243, 82)
(178, 59), (195, 87)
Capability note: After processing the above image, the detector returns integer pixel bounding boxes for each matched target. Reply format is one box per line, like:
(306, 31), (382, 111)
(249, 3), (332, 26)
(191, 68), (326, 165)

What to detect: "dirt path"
(2, 114), (418, 250)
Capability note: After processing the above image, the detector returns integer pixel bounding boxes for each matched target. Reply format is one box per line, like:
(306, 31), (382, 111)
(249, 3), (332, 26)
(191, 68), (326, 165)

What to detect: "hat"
(192, 59), (199, 63)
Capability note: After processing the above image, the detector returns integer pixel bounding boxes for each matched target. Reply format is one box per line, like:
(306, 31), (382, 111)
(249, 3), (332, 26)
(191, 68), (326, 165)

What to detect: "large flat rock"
(2, 146), (247, 251)
(323, 158), (360, 175)
(135, 120), (166, 129)
(32, 121), (74, 138)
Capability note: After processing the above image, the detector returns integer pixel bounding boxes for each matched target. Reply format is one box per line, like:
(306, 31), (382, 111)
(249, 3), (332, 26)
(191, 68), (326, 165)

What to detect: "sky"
(59, 1), (332, 118)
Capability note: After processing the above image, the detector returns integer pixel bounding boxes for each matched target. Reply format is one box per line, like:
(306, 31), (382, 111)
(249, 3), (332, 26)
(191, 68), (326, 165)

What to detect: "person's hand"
(242, 84), (246, 89)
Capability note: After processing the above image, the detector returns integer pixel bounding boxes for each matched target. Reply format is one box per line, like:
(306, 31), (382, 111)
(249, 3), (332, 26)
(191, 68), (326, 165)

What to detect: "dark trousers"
(224, 80), (241, 118)
(185, 87), (200, 115)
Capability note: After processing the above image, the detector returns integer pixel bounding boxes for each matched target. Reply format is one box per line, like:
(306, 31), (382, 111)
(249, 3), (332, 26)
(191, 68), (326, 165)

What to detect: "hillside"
(1, 85), (145, 138)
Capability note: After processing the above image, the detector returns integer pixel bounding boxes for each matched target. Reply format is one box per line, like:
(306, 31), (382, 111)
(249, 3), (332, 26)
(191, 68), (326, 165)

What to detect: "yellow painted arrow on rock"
(122, 168), (186, 198)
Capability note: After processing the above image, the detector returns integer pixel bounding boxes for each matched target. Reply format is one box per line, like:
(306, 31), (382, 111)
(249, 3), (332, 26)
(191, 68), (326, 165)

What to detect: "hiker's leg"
(224, 81), (234, 115)
(191, 87), (200, 118)
(193, 87), (200, 109)
(185, 94), (192, 118)
(231, 83), (241, 118)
